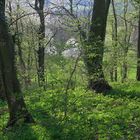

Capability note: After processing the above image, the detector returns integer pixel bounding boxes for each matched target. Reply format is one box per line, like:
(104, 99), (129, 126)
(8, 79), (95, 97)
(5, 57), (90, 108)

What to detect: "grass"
(0, 82), (140, 140)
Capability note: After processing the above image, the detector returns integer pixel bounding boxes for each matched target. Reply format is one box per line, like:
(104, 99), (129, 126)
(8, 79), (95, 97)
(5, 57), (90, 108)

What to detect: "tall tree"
(84, 0), (112, 92)
(29, 0), (46, 87)
(0, 0), (34, 127)
(137, 9), (140, 81)
(110, 0), (118, 82)
(121, 0), (131, 82)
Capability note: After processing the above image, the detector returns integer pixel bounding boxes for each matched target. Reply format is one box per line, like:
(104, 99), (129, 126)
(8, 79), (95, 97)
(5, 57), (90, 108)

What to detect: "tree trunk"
(111, 0), (118, 82)
(110, 67), (114, 82)
(34, 0), (46, 87)
(0, 69), (5, 100)
(137, 10), (140, 81)
(122, 60), (128, 82)
(84, 0), (112, 93)
(121, 0), (130, 82)
(0, 0), (34, 127)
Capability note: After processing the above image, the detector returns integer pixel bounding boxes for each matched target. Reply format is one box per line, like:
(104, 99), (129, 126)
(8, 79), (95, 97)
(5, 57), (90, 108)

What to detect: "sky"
(45, 0), (92, 6)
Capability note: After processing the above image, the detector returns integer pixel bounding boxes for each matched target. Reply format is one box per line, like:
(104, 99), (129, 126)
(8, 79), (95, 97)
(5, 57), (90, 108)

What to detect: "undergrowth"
(0, 82), (140, 140)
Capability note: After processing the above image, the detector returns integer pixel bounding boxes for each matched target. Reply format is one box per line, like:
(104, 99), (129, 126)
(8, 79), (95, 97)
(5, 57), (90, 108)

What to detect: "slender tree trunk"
(110, 66), (114, 82)
(37, 13), (45, 87)
(0, 69), (5, 100)
(137, 10), (140, 81)
(0, 0), (34, 127)
(15, 3), (30, 88)
(122, 60), (128, 82)
(84, 0), (112, 93)
(8, 1), (31, 88)
(34, 0), (46, 87)
(122, 0), (129, 82)
(111, 0), (118, 82)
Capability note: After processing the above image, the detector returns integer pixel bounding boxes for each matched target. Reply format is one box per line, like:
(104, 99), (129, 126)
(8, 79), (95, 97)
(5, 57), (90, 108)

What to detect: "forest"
(0, 0), (140, 139)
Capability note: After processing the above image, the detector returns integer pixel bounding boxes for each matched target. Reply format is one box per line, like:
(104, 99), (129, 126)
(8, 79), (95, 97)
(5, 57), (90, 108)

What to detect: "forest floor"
(0, 82), (140, 140)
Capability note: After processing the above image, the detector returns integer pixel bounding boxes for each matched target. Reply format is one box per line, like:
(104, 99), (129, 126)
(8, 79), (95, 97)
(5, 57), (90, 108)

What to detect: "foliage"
(0, 82), (140, 140)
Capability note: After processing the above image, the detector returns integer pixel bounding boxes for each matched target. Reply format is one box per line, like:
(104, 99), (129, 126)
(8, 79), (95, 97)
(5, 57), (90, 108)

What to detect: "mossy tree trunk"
(84, 0), (112, 92)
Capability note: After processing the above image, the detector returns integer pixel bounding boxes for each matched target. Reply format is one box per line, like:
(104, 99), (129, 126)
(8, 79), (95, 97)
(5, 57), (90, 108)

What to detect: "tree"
(121, 0), (133, 82)
(0, 69), (5, 100)
(137, 9), (140, 80)
(110, 0), (118, 82)
(29, 0), (46, 87)
(84, 0), (112, 92)
(0, 0), (34, 127)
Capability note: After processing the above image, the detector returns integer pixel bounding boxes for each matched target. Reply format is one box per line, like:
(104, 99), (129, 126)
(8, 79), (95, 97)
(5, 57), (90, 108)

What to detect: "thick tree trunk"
(84, 0), (112, 92)
(0, 0), (34, 127)
(137, 10), (140, 81)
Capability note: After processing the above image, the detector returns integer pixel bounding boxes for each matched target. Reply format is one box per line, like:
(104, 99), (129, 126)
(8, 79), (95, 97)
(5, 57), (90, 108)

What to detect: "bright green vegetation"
(0, 82), (140, 140)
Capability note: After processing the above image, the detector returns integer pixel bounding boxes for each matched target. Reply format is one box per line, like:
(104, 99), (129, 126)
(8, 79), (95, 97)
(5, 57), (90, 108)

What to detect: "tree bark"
(84, 0), (112, 92)
(122, 0), (129, 82)
(111, 0), (118, 82)
(137, 10), (140, 81)
(0, 69), (5, 100)
(34, 0), (46, 87)
(0, 0), (34, 127)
